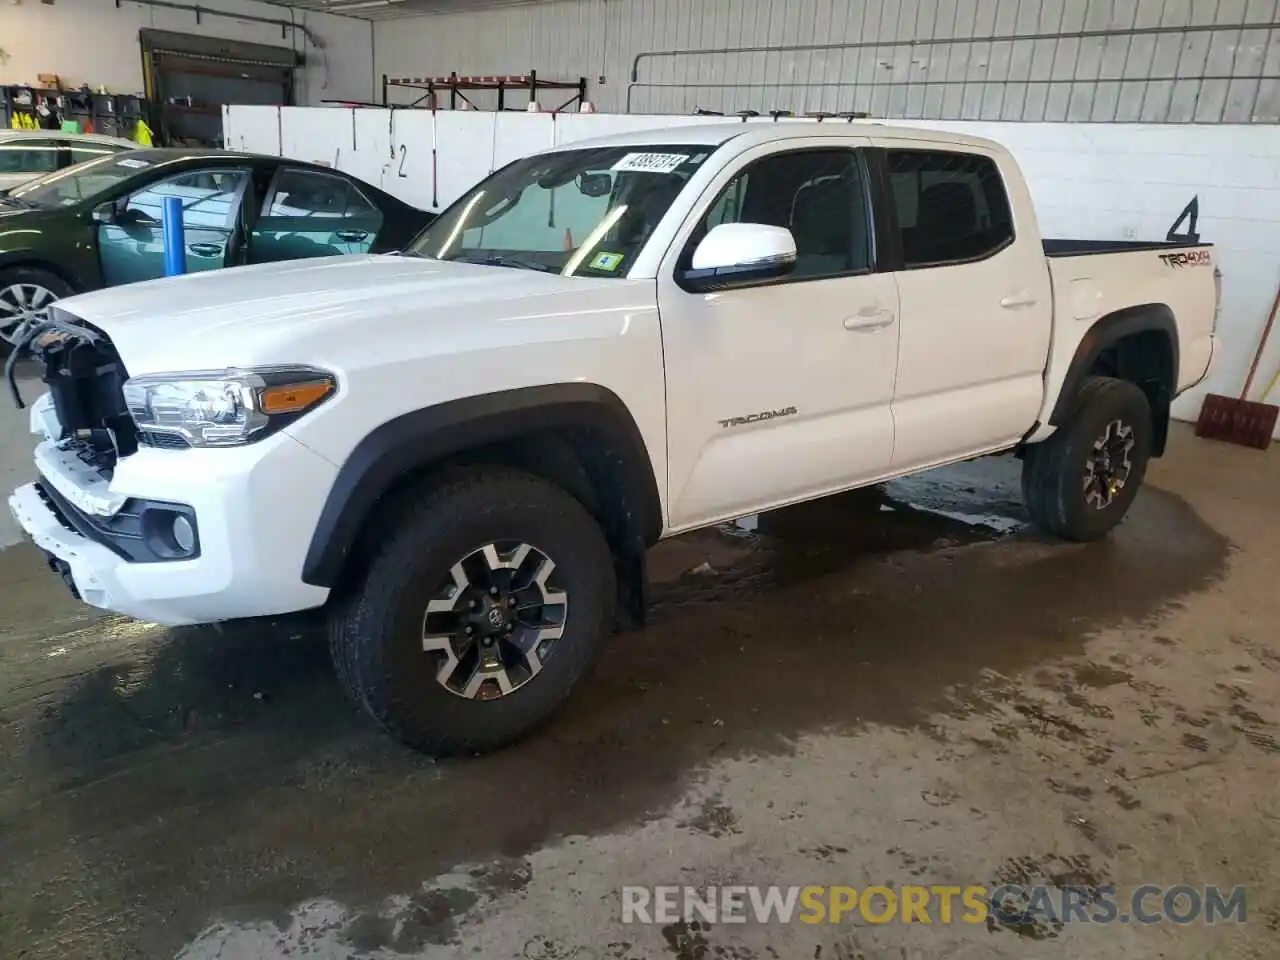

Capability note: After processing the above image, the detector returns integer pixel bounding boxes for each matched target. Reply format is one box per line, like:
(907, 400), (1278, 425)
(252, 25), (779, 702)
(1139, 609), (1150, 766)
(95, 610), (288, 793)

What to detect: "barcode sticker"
(611, 152), (690, 174)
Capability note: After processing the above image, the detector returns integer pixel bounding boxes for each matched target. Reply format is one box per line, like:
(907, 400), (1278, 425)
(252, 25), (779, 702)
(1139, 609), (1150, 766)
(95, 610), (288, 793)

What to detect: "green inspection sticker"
(589, 251), (625, 272)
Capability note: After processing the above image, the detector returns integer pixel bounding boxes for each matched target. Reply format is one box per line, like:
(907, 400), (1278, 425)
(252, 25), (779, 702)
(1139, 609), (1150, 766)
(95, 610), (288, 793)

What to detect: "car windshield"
(10, 153), (152, 208)
(407, 144), (715, 277)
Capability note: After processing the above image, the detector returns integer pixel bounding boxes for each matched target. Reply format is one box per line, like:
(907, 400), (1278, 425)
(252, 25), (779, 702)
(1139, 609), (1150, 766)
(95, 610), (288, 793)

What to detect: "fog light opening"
(171, 515), (196, 555)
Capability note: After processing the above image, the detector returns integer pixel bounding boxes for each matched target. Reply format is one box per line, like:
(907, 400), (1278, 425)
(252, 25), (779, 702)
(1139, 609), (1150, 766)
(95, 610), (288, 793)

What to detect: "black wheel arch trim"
(1048, 303), (1179, 427)
(301, 383), (664, 588)
(0, 255), (86, 292)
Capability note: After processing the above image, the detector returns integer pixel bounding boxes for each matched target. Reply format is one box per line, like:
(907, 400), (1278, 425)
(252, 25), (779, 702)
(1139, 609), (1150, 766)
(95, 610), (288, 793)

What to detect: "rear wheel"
(0, 266), (72, 345)
(1022, 376), (1153, 542)
(329, 467), (616, 755)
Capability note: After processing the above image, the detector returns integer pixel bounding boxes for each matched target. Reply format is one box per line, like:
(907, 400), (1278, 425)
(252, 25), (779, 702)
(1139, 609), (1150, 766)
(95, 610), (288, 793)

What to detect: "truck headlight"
(122, 366), (336, 448)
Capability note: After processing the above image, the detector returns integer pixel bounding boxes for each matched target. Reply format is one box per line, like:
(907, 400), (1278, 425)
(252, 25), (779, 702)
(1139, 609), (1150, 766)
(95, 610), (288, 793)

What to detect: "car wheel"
(329, 466), (616, 756)
(0, 266), (73, 346)
(1022, 376), (1153, 542)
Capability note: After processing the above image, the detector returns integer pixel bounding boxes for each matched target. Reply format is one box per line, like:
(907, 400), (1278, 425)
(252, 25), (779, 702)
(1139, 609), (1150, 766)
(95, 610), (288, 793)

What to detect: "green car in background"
(0, 149), (434, 344)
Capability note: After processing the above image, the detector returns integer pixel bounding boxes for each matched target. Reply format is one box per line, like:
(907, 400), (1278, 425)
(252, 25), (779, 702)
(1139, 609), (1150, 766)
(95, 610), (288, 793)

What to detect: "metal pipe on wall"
(627, 20), (1280, 119)
(116, 0), (325, 47)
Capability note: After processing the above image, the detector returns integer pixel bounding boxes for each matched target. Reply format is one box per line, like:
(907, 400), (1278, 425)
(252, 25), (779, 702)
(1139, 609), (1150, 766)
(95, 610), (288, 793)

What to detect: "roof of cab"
(542, 121), (1006, 155)
(0, 129), (137, 148)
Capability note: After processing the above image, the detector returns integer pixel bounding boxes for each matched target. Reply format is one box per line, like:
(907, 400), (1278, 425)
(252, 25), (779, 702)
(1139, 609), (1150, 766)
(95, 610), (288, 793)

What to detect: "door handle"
(187, 242), (223, 258)
(336, 230), (369, 242)
(1000, 293), (1039, 309)
(842, 308), (896, 332)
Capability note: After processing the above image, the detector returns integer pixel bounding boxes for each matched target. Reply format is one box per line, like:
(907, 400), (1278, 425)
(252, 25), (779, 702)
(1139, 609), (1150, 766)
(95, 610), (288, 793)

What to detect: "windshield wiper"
(455, 254), (558, 274)
(0, 194), (34, 209)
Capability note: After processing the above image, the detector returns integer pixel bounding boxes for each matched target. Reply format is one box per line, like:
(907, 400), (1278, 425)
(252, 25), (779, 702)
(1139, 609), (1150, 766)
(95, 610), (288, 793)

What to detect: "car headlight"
(122, 366), (336, 448)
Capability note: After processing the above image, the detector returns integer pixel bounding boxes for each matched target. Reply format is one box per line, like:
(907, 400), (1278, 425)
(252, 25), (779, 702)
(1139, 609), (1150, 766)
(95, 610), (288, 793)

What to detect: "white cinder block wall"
(0, 0), (374, 105)
(224, 107), (1280, 431)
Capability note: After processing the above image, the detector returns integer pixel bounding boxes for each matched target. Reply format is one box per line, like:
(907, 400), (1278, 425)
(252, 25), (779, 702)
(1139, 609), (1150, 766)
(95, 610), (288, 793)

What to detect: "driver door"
(98, 168), (250, 286)
(657, 140), (900, 530)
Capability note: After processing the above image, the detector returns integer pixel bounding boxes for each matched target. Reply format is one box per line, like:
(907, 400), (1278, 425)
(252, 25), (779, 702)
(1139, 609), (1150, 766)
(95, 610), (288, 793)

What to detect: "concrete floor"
(1, 386), (1277, 957)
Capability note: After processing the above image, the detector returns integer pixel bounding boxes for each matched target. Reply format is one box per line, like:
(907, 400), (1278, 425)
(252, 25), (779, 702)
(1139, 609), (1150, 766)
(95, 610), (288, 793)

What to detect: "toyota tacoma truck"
(6, 123), (1218, 755)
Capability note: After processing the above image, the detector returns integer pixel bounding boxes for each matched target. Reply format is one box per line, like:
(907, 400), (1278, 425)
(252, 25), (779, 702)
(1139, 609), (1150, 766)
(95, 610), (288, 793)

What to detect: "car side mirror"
(678, 223), (798, 293)
(91, 201), (118, 225)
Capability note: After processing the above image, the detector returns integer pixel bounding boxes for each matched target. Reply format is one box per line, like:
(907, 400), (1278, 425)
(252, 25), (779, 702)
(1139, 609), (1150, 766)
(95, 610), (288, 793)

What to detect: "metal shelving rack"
(2, 85), (151, 140)
(381, 71), (588, 113)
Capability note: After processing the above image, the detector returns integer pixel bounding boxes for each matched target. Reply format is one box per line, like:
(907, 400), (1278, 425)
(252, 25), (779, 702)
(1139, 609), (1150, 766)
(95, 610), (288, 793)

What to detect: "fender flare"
(1048, 303), (1179, 426)
(301, 383), (663, 588)
(0, 253), (78, 286)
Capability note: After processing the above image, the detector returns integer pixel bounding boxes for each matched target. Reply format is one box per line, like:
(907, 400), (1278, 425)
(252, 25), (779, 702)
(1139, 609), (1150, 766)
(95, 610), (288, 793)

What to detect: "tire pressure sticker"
(589, 251), (625, 271)
(1159, 250), (1212, 268)
(611, 152), (690, 174)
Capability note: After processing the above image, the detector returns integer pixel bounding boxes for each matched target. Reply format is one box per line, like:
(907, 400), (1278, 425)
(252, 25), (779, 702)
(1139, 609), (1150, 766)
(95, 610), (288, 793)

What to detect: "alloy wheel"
(1083, 419), (1136, 510)
(421, 541), (568, 700)
(0, 282), (58, 344)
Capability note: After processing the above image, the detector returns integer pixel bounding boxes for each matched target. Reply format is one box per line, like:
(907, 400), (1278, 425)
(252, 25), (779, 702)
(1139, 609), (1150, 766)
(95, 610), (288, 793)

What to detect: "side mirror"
(576, 172), (613, 198)
(91, 201), (118, 225)
(678, 223), (797, 293)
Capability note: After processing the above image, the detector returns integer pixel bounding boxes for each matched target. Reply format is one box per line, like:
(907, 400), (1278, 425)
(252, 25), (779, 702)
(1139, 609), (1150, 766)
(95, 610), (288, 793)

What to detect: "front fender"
(299, 383), (663, 588)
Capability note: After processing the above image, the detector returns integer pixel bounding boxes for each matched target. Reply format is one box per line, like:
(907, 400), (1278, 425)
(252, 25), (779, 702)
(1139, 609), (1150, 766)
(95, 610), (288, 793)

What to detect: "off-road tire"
(1022, 376), (1153, 542)
(328, 466), (616, 756)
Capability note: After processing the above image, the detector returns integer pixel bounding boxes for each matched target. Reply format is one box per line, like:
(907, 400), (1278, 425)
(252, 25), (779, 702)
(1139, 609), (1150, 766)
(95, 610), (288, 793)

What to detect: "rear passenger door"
(873, 142), (1053, 469)
(249, 167), (385, 263)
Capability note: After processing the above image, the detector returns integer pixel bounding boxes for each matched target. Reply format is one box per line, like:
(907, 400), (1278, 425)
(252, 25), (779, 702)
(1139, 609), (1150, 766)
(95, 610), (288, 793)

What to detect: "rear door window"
(69, 142), (129, 166)
(886, 150), (1013, 267)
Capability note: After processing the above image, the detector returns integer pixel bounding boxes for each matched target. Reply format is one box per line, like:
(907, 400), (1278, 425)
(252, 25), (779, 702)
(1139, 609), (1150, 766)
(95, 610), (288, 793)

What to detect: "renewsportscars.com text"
(621, 884), (1246, 926)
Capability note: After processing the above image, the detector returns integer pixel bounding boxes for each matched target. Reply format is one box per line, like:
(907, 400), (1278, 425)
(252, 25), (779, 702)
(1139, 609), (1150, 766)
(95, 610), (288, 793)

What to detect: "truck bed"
(1042, 238), (1213, 257)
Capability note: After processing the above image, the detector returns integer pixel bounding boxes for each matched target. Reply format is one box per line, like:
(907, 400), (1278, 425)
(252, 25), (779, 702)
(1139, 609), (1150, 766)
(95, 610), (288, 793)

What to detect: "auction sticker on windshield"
(116, 158), (150, 168)
(612, 152), (690, 174)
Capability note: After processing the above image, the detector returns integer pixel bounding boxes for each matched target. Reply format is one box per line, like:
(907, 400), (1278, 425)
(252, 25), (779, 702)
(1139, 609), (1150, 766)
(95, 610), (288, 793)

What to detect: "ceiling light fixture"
(327, 0), (405, 7)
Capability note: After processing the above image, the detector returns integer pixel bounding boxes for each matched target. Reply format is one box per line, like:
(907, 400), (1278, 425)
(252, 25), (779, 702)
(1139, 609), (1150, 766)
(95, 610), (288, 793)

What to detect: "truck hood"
(54, 255), (646, 375)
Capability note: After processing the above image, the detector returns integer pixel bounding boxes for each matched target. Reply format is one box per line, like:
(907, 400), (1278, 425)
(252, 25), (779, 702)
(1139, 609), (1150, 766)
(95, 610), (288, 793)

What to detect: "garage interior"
(1, 0), (1279, 957)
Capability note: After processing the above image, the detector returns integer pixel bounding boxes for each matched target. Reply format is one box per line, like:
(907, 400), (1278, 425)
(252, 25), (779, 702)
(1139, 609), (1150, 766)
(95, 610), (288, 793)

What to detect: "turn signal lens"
(260, 380), (334, 415)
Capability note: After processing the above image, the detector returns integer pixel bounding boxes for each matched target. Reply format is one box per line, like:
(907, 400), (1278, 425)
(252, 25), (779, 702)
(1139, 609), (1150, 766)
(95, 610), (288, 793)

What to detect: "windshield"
(408, 145), (714, 277)
(10, 153), (153, 208)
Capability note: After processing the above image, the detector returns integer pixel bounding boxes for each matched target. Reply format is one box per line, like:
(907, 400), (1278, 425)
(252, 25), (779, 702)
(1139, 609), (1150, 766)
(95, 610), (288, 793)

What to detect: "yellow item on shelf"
(133, 118), (154, 146)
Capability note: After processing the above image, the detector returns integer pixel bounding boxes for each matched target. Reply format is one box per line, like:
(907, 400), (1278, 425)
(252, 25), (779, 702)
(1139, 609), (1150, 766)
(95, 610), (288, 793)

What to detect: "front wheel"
(329, 467), (616, 756)
(0, 266), (73, 346)
(1022, 376), (1153, 542)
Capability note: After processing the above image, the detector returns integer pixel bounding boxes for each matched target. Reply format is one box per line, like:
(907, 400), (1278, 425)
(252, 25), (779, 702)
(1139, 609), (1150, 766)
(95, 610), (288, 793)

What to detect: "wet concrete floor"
(0, 427), (1276, 958)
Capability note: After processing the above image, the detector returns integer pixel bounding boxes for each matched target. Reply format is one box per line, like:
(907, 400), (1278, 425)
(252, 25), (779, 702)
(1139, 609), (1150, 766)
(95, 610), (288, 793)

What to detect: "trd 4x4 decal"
(1159, 250), (1212, 268)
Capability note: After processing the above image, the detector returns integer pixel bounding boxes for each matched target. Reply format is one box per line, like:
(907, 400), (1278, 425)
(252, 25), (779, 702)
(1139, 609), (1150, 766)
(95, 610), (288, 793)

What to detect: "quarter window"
(886, 150), (1013, 267)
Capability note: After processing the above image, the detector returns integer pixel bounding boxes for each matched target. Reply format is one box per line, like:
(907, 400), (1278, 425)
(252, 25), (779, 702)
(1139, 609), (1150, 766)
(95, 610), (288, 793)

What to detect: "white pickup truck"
(6, 123), (1218, 755)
